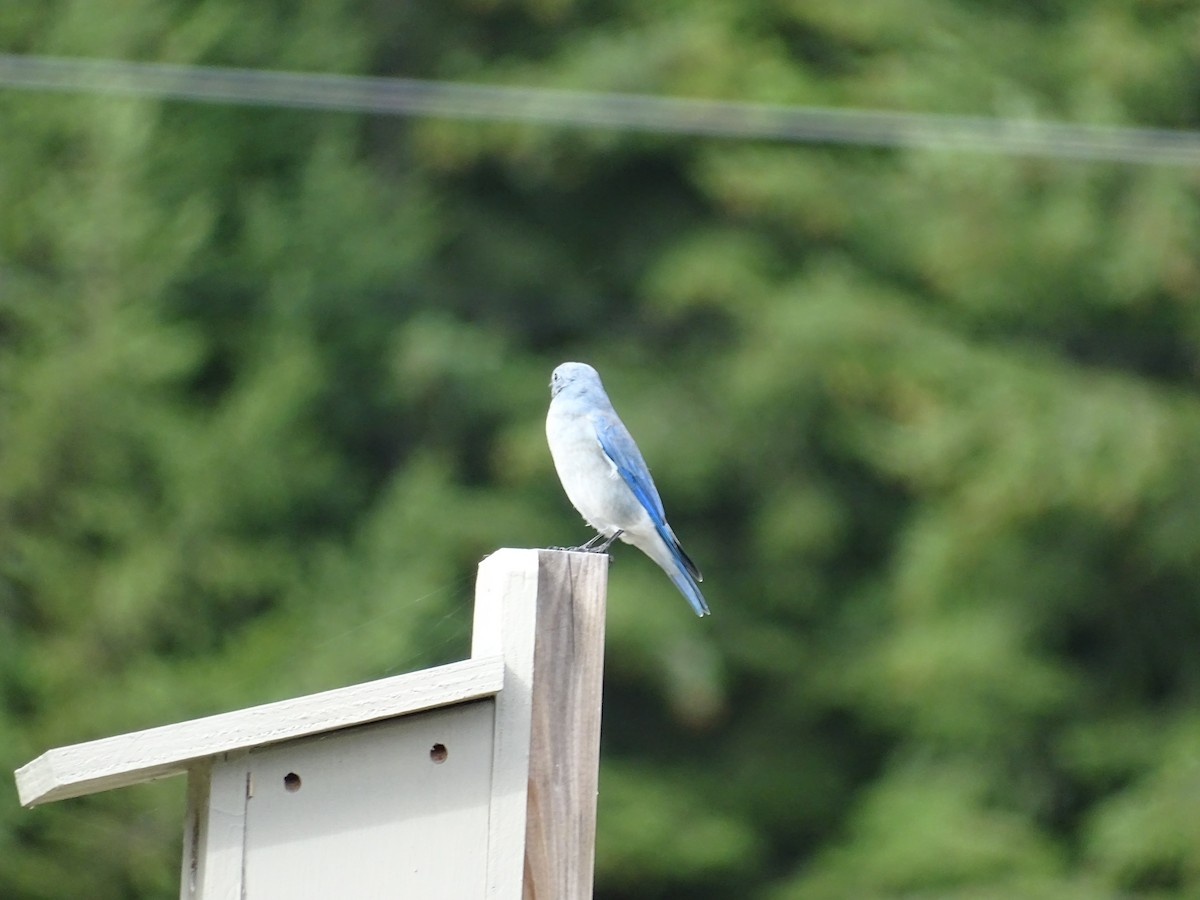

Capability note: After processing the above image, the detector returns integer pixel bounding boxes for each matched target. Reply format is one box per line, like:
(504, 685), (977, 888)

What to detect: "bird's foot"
(547, 530), (622, 557)
(576, 532), (607, 552)
(580, 529), (622, 553)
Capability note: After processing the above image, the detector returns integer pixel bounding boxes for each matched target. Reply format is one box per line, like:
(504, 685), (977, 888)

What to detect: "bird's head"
(550, 361), (602, 399)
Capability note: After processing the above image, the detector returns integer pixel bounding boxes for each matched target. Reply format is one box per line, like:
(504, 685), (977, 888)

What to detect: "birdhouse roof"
(15, 655), (504, 807)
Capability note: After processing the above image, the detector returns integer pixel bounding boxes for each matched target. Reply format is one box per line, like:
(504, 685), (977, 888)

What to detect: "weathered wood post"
(13, 548), (608, 900)
(476, 549), (608, 900)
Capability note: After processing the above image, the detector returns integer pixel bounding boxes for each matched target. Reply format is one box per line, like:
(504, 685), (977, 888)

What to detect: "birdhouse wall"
(186, 699), (496, 898)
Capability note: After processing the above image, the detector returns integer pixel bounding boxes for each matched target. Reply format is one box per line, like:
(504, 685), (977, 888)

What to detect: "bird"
(545, 361), (709, 616)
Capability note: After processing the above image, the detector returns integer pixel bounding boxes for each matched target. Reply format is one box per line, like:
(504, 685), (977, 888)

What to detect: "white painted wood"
(16, 655), (504, 807)
(241, 701), (495, 899)
(190, 754), (250, 900)
(179, 763), (208, 900)
(474, 549), (540, 900)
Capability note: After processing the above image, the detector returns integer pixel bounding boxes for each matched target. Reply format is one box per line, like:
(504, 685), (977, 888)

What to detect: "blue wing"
(593, 415), (703, 586)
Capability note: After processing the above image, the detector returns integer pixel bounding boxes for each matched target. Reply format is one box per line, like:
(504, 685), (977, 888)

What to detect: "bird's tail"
(666, 560), (710, 617)
(650, 523), (710, 617)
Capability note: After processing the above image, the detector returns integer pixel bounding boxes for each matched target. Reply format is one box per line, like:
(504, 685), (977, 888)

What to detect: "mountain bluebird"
(546, 362), (709, 616)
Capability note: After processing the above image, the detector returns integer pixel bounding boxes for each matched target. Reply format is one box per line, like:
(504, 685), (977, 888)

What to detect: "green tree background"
(3, 2), (1200, 897)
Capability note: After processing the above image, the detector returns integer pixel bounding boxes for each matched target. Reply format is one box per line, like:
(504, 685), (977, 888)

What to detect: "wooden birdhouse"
(14, 549), (607, 900)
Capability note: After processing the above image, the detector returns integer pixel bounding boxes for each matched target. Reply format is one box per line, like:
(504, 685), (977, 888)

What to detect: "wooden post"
(473, 548), (608, 900)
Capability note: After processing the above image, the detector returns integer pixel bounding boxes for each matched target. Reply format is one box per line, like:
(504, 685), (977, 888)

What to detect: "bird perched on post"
(545, 361), (709, 617)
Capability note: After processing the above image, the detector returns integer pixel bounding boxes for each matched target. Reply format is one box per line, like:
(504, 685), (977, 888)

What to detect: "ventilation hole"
(283, 772), (302, 792)
(430, 743), (448, 764)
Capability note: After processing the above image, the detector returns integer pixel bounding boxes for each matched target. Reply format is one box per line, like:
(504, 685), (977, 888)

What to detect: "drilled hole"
(283, 772), (302, 792)
(430, 743), (448, 764)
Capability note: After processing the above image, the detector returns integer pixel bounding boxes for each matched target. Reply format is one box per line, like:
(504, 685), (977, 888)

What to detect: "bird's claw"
(545, 545), (615, 562)
(548, 529), (622, 555)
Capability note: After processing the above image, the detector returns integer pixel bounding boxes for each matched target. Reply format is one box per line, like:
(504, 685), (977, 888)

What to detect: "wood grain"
(524, 550), (608, 900)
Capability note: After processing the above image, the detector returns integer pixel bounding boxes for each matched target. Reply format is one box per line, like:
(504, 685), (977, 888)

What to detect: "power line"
(1, 52), (1199, 165)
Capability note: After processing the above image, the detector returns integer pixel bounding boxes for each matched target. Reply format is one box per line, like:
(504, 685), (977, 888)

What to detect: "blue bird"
(545, 362), (709, 616)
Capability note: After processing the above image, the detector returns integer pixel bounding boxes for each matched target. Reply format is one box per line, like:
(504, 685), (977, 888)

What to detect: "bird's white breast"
(546, 403), (643, 535)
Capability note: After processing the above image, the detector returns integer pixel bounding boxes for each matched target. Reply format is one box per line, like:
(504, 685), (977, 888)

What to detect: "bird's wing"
(592, 413), (665, 518)
(593, 413), (702, 582)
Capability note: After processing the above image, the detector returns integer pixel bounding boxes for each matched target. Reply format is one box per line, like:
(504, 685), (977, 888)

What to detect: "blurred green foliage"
(3, 1), (1200, 897)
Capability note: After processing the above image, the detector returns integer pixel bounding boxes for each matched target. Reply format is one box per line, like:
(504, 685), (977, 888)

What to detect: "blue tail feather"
(668, 563), (710, 617)
(650, 519), (709, 616)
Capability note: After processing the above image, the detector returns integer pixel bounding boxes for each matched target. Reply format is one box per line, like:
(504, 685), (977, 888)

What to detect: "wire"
(1, 52), (1199, 165)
